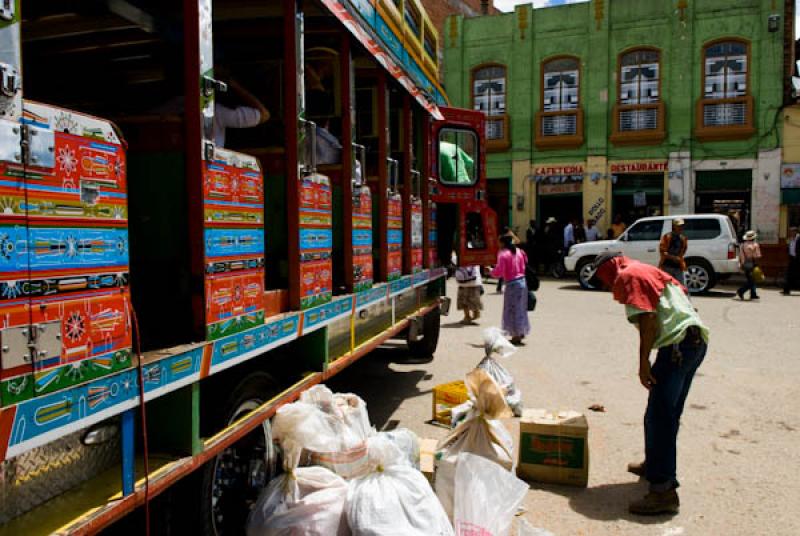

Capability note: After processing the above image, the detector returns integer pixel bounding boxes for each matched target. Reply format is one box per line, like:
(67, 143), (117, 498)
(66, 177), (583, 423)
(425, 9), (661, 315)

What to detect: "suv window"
(682, 219), (721, 240)
(626, 220), (663, 241)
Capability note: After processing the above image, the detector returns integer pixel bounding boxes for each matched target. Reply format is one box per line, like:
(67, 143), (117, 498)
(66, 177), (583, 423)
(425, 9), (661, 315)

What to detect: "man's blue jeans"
(644, 333), (707, 492)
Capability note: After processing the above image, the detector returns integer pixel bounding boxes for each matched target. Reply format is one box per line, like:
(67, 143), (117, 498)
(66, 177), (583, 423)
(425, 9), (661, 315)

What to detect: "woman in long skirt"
(491, 233), (531, 344)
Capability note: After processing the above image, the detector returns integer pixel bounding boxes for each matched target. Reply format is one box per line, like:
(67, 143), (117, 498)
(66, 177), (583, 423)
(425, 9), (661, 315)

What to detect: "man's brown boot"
(627, 461), (646, 477)
(628, 489), (680, 516)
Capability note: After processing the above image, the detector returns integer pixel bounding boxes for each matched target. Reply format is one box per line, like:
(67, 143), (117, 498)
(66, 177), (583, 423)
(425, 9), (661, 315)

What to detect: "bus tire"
(198, 372), (281, 536)
(406, 307), (441, 360)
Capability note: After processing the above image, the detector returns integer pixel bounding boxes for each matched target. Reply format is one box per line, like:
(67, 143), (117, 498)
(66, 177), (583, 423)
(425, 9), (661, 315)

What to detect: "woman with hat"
(491, 231), (531, 344)
(737, 230), (762, 300)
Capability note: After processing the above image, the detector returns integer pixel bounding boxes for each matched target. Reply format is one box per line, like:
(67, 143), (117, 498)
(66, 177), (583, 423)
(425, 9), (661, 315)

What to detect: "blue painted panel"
(211, 315), (300, 368)
(387, 229), (402, 245)
(300, 228), (333, 251)
(302, 296), (354, 332)
(9, 369), (139, 448)
(375, 16), (404, 60)
(141, 348), (203, 394)
(204, 228), (264, 259)
(389, 276), (412, 294)
(0, 225), (128, 274)
(356, 284), (388, 308)
(353, 229), (373, 247)
(121, 409), (135, 496)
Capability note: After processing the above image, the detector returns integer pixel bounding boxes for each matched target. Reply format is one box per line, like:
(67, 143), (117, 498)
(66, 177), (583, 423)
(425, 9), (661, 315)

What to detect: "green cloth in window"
(625, 283), (710, 348)
(439, 141), (474, 184)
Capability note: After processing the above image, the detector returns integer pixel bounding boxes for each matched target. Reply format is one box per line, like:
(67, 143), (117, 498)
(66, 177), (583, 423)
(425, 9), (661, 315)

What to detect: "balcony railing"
(485, 114), (510, 152)
(694, 95), (755, 142)
(534, 109), (584, 149)
(610, 102), (666, 146)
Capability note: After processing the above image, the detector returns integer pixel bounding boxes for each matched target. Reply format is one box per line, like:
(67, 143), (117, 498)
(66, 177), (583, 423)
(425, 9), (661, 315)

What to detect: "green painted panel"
(782, 189), (800, 204)
(696, 170), (752, 191)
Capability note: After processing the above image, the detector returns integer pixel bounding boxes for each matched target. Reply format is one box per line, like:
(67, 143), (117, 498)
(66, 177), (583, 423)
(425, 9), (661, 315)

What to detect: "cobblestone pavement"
(329, 278), (800, 535)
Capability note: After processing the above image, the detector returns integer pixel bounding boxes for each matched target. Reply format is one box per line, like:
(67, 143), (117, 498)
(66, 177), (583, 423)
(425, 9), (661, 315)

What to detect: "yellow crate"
(432, 380), (468, 425)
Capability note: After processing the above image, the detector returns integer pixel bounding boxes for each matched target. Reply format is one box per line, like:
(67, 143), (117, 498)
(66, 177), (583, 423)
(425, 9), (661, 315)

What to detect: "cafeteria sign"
(781, 164), (800, 188)
(533, 164), (585, 184)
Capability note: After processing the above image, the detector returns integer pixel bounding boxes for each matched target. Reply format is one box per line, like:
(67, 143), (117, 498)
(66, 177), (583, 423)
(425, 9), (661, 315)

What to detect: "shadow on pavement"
(558, 284), (600, 292)
(531, 481), (675, 525)
(326, 344), (431, 431)
(696, 290), (737, 299)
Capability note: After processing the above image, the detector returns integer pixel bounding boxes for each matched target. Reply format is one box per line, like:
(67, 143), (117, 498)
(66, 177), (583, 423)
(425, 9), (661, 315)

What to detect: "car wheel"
(576, 257), (598, 290)
(684, 259), (715, 294)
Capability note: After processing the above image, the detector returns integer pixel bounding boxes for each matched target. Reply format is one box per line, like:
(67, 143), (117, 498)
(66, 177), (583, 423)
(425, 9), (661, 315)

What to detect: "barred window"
(543, 57), (579, 112)
(472, 65), (506, 117)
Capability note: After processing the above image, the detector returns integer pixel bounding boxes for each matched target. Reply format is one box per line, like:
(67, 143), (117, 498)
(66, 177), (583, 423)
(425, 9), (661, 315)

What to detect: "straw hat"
(742, 230), (757, 241)
(545, 217), (557, 224)
(673, 218), (685, 227)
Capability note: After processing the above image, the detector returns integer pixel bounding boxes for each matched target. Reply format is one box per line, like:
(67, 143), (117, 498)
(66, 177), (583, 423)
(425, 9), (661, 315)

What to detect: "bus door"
(431, 107), (498, 268)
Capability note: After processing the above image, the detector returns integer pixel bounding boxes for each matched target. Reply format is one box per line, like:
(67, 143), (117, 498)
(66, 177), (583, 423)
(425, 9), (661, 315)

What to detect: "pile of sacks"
(247, 327), (531, 536)
(246, 385), (452, 536)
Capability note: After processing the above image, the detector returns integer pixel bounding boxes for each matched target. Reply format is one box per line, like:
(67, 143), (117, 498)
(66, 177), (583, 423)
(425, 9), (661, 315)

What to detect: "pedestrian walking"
(525, 219), (539, 274)
(590, 253), (709, 516)
(737, 230), (762, 301)
(491, 233), (531, 345)
(659, 218), (688, 286)
(563, 219), (575, 251)
(783, 226), (799, 295)
(455, 265), (483, 324)
(495, 226), (520, 293)
(574, 218), (587, 244)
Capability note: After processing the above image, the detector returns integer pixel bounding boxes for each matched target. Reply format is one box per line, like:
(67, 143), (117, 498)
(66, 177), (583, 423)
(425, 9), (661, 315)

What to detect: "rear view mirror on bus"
(438, 128), (478, 186)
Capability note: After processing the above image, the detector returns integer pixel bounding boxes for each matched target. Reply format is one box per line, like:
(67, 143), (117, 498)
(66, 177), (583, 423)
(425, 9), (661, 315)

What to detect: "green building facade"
(444, 0), (787, 243)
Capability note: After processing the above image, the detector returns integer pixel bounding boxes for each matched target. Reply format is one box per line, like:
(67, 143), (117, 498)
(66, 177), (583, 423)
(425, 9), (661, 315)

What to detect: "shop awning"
(318, 0), (445, 120)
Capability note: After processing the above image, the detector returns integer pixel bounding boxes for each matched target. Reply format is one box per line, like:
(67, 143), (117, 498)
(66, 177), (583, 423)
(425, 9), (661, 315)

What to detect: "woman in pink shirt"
(491, 233), (531, 344)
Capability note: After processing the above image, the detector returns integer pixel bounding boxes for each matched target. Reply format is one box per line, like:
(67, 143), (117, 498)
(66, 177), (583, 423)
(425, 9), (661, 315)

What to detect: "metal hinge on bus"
(0, 62), (20, 98)
(21, 124), (55, 168)
(475, 189), (486, 201)
(0, 0), (15, 22)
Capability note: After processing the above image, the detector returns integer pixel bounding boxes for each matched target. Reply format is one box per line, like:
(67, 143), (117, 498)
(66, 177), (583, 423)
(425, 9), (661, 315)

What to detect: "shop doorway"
(538, 193), (583, 230)
(487, 178), (510, 232)
(612, 173), (664, 226)
(695, 170), (752, 239)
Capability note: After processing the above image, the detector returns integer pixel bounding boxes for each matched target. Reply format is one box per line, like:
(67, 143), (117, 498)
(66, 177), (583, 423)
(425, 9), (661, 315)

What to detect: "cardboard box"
(419, 437), (438, 484)
(432, 380), (469, 426)
(516, 409), (589, 487)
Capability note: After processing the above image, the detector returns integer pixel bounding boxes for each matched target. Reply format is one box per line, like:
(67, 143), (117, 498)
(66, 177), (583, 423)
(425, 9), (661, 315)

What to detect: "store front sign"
(781, 164), (800, 189)
(539, 182), (582, 195)
(533, 164), (585, 184)
(610, 161), (668, 174)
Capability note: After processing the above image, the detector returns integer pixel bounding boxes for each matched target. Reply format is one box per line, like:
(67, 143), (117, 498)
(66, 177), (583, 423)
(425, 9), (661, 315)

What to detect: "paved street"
(329, 278), (800, 535)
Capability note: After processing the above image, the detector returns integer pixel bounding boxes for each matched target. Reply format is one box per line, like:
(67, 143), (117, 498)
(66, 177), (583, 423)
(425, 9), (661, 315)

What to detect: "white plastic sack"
(333, 393), (373, 441)
(483, 327), (517, 359)
(435, 369), (514, 520)
(453, 453), (528, 536)
(477, 356), (523, 417)
(347, 436), (454, 536)
(246, 451), (350, 536)
(376, 428), (420, 468)
(272, 401), (343, 454)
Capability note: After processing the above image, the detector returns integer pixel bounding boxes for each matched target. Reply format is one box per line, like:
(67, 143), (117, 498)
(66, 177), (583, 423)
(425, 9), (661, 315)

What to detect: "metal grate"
(619, 107), (658, 131)
(703, 101), (747, 126)
(542, 114), (576, 136)
(486, 118), (505, 140)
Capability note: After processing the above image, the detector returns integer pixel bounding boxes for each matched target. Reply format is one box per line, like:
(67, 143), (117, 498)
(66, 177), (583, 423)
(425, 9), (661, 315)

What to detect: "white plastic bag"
(347, 436), (454, 536)
(272, 399), (369, 479)
(480, 328), (523, 417)
(435, 369), (514, 520)
(246, 451), (350, 536)
(333, 393), (373, 441)
(453, 453), (528, 536)
(376, 428), (420, 468)
(477, 356), (523, 417)
(483, 327), (517, 359)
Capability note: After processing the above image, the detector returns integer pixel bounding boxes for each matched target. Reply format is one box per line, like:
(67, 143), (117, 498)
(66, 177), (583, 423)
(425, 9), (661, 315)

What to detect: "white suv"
(564, 215), (740, 294)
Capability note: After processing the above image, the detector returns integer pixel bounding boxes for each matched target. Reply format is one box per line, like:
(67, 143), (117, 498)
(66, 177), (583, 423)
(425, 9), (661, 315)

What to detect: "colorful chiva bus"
(0, 0), (496, 533)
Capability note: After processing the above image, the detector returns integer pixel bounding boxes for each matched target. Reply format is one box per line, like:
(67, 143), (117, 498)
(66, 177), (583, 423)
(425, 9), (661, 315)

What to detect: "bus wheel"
(200, 373), (280, 536)
(406, 307), (441, 360)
